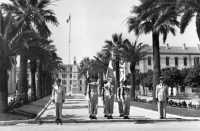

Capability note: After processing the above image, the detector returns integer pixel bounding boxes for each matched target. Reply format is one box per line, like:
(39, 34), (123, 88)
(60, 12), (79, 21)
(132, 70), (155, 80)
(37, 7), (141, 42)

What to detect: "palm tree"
(1, 0), (59, 102)
(104, 33), (124, 94)
(26, 39), (55, 100)
(0, 10), (37, 112)
(179, 0), (200, 40)
(79, 57), (92, 95)
(127, 0), (179, 99)
(36, 41), (62, 98)
(120, 39), (148, 100)
(94, 50), (111, 95)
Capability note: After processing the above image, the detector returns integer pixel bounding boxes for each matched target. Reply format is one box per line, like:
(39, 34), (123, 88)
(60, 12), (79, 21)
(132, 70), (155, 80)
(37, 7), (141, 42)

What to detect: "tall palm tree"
(104, 33), (124, 94)
(179, 0), (200, 40)
(79, 57), (92, 95)
(1, 0), (59, 102)
(0, 10), (37, 112)
(94, 50), (111, 95)
(36, 41), (62, 98)
(127, 0), (179, 99)
(27, 39), (54, 100)
(120, 39), (148, 100)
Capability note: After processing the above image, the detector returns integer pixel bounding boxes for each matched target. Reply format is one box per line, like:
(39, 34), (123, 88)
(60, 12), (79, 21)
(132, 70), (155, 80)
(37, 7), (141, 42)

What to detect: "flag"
(66, 15), (71, 23)
(106, 60), (114, 80)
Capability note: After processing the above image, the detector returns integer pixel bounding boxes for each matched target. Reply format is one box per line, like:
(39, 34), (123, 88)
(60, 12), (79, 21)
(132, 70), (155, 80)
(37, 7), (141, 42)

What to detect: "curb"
(0, 117), (199, 126)
(35, 118), (200, 124)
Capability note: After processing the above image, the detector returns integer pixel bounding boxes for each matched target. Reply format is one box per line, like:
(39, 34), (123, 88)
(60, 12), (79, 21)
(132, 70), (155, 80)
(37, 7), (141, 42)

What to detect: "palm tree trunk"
(30, 59), (37, 101)
(18, 54), (28, 103)
(84, 75), (88, 96)
(37, 62), (42, 99)
(0, 68), (8, 113)
(152, 31), (161, 100)
(99, 72), (104, 96)
(130, 62), (136, 100)
(115, 56), (120, 97)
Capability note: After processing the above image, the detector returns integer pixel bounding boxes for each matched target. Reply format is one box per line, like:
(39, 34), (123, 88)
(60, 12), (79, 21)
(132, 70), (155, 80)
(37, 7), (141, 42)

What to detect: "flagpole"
(67, 14), (71, 65)
(69, 14), (71, 65)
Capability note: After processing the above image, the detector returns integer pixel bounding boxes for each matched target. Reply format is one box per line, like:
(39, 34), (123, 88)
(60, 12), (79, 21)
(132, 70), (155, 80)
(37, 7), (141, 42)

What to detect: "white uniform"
(51, 84), (65, 120)
(156, 83), (168, 119)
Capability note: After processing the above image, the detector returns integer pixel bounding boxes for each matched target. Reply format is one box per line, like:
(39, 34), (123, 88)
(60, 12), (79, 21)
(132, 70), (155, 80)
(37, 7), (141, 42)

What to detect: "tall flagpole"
(67, 14), (71, 65)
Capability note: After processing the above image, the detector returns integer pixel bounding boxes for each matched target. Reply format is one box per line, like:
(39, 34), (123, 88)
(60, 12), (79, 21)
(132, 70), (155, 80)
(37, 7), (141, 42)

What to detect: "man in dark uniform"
(117, 82), (124, 117)
(122, 80), (131, 119)
(87, 77), (98, 119)
(102, 80), (108, 117)
(104, 78), (114, 119)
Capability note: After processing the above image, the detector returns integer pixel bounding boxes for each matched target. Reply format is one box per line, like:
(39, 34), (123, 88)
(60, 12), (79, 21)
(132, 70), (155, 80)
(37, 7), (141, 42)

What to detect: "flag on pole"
(106, 59), (114, 80)
(66, 15), (71, 23)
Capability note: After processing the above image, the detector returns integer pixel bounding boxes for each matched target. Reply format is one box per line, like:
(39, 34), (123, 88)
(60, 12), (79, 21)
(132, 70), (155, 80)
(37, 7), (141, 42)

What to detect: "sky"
(1, 0), (200, 64)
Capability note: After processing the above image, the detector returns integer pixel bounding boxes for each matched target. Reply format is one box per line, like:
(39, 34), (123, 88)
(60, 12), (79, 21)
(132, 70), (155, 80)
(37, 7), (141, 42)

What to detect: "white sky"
(1, 0), (200, 64)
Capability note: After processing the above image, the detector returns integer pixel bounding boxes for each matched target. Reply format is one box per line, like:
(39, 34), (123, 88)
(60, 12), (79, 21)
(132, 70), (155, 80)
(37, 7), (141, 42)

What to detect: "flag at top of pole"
(66, 14), (71, 23)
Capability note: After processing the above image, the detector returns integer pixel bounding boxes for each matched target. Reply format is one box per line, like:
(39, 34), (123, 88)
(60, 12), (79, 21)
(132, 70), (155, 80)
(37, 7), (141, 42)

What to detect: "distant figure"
(51, 78), (66, 124)
(122, 80), (131, 119)
(117, 82), (124, 117)
(156, 76), (168, 119)
(87, 77), (98, 119)
(103, 78), (114, 119)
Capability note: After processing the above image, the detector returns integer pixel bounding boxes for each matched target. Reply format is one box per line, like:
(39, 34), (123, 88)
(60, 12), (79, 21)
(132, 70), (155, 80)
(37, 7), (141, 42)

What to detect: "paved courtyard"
(39, 94), (199, 122)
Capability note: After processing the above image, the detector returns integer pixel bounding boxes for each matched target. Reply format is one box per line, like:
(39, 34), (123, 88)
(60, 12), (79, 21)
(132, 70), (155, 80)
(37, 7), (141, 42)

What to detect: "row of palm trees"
(79, 33), (148, 100)
(0, 0), (62, 113)
(80, 0), (200, 100)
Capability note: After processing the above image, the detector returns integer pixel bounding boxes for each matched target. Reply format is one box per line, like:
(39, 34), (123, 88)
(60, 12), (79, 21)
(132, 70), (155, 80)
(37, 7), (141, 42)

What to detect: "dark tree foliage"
(184, 66), (200, 87)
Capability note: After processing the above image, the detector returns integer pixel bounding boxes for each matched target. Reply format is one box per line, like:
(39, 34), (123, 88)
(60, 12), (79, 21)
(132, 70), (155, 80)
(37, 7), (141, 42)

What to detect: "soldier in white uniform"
(87, 77), (98, 119)
(51, 78), (66, 124)
(156, 76), (168, 119)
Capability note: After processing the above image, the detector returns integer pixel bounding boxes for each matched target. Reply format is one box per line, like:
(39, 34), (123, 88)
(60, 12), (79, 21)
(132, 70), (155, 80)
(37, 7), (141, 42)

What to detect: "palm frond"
(196, 13), (200, 41)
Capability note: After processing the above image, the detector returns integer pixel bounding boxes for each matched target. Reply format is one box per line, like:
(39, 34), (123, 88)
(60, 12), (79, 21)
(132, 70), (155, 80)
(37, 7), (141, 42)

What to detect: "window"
(62, 74), (67, 78)
(70, 74), (72, 78)
(175, 57), (179, 66)
(80, 86), (82, 91)
(62, 80), (67, 85)
(194, 57), (200, 66)
(166, 57), (170, 66)
(70, 67), (72, 72)
(80, 80), (82, 85)
(184, 57), (187, 66)
(148, 56), (151, 66)
(70, 80), (72, 85)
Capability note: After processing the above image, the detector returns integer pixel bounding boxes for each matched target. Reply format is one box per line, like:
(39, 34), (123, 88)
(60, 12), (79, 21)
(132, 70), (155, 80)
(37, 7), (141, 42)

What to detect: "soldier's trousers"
(55, 103), (63, 119)
(89, 96), (98, 116)
(158, 101), (166, 119)
(104, 96), (114, 115)
(123, 97), (130, 116)
(118, 99), (124, 115)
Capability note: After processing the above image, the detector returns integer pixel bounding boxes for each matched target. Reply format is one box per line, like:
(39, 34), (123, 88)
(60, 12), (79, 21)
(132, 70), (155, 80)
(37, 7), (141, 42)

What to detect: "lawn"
(131, 101), (200, 117)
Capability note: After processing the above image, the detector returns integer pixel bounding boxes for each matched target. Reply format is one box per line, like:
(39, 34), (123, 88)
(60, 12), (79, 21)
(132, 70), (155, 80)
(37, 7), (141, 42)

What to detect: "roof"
(144, 45), (200, 55)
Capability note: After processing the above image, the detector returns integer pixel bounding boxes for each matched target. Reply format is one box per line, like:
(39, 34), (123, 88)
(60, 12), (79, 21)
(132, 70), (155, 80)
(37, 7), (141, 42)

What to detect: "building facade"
(137, 44), (200, 73)
(57, 57), (86, 95)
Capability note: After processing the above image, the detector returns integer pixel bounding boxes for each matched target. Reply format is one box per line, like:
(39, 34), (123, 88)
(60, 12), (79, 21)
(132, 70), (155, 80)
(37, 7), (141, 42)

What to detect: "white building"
(137, 44), (200, 73)
(57, 57), (86, 95)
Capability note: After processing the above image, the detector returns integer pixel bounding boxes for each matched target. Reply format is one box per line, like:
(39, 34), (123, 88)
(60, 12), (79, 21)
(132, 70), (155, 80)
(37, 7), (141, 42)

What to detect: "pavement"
(0, 94), (199, 126)
(38, 94), (200, 123)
